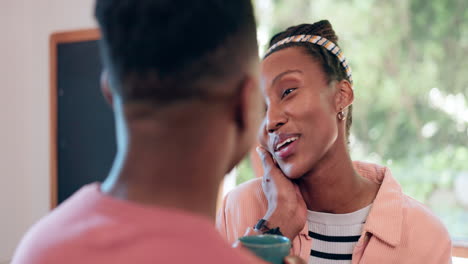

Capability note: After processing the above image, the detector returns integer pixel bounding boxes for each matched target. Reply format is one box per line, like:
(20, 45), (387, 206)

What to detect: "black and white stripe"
(309, 231), (359, 262)
(307, 204), (372, 264)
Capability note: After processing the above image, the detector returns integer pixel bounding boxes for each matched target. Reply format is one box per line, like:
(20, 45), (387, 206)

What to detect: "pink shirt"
(217, 161), (453, 263)
(12, 184), (265, 264)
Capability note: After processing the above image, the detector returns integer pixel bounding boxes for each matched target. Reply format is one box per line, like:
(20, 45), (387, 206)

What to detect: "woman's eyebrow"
(271, 69), (303, 86)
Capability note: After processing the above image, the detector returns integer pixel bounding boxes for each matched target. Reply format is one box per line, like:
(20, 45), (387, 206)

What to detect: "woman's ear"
(334, 79), (354, 112)
(100, 70), (114, 107)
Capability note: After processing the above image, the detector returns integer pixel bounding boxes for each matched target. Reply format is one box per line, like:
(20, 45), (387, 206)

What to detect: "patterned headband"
(265, 34), (353, 85)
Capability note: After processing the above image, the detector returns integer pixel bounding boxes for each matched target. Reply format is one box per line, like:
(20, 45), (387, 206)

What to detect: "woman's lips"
(275, 138), (298, 159)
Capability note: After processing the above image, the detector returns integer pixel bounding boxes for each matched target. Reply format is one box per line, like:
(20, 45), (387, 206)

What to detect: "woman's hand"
(256, 147), (307, 240)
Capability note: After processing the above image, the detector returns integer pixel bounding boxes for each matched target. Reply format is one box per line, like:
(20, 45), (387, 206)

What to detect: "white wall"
(0, 0), (96, 261)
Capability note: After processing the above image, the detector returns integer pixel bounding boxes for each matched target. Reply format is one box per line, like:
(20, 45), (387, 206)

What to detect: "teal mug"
(239, 235), (291, 264)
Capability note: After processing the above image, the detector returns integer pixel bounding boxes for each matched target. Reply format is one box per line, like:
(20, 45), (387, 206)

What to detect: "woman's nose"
(265, 106), (287, 133)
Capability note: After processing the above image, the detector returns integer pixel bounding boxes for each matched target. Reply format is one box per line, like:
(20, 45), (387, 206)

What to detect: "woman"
(216, 20), (452, 263)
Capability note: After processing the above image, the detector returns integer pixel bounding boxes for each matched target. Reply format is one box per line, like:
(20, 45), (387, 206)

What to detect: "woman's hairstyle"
(266, 20), (353, 141)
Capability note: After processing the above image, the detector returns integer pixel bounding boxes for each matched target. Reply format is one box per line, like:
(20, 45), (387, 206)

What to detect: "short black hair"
(95, 0), (257, 104)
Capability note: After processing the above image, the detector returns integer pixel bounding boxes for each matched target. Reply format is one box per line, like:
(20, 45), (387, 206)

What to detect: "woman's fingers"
(256, 146), (286, 192)
(256, 146), (283, 181)
(256, 146), (275, 173)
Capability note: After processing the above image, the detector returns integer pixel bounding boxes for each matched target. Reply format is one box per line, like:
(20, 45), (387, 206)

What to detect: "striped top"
(307, 204), (372, 264)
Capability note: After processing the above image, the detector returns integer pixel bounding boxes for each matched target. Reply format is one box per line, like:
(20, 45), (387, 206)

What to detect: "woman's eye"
(281, 88), (297, 99)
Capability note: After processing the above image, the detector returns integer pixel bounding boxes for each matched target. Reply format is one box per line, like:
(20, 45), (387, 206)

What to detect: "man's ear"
(233, 74), (260, 133)
(100, 70), (114, 107)
(334, 79), (354, 112)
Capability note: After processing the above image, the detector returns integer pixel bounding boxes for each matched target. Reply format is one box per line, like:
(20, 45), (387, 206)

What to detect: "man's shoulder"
(11, 186), (118, 263)
(13, 201), (258, 264)
(13, 227), (264, 264)
(12, 210), (94, 263)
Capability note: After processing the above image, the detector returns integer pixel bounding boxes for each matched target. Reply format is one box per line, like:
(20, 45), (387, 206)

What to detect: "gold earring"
(337, 108), (345, 121)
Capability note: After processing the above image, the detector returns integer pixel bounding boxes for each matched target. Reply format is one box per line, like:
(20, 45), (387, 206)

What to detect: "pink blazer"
(216, 161), (453, 263)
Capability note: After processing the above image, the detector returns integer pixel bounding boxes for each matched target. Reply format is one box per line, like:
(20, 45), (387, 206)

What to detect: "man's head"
(95, 0), (261, 173)
(95, 0), (258, 103)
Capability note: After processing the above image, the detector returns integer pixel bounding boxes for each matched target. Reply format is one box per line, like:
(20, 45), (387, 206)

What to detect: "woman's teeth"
(276, 137), (298, 151)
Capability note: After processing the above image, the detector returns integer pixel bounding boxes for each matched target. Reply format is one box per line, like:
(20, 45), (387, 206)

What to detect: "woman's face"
(259, 47), (339, 179)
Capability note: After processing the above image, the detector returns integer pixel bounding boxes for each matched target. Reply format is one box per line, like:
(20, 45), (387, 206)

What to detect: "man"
(12, 0), (303, 263)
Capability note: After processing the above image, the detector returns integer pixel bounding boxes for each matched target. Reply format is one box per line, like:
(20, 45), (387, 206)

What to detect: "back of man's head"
(95, 0), (258, 105)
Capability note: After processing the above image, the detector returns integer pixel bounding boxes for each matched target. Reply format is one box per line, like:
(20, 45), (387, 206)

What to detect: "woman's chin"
(280, 163), (305, 180)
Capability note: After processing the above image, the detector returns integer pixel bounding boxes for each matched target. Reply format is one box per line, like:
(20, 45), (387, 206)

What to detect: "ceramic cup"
(239, 235), (291, 264)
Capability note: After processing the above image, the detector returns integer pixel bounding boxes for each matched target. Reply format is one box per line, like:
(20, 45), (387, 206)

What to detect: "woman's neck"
(297, 144), (379, 214)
